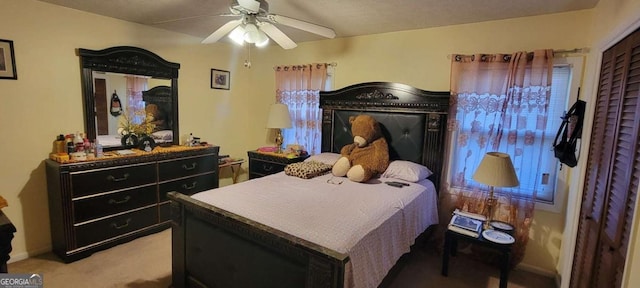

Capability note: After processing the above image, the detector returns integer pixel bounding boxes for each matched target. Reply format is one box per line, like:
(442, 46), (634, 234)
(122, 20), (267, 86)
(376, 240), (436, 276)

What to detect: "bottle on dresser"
(94, 139), (103, 158)
(53, 134), (65, 154)
(74, 132), (84, 152)
(65, 134), (74, 154)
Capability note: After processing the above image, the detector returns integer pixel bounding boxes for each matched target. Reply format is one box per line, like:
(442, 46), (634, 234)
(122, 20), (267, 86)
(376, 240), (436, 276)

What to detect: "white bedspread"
(191, 172), (438, 288)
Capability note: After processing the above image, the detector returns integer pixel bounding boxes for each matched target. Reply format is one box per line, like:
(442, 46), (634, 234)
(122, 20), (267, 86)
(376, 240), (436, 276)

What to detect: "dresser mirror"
(78, 46), (180, 150)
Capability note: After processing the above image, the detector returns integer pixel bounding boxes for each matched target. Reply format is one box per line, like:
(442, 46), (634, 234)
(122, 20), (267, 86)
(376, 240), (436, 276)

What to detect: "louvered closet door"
(570, 43), (623, 288)
(570, 28), (640, 288)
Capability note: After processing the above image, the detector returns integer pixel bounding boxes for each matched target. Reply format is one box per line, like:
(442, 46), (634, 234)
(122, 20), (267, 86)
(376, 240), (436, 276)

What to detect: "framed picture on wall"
(211, 69), (230, 90)
(0, 39), (17, 80)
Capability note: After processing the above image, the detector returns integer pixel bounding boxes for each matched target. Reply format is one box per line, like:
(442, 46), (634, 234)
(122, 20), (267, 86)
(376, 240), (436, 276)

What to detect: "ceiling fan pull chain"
(244, 45), (252, 68)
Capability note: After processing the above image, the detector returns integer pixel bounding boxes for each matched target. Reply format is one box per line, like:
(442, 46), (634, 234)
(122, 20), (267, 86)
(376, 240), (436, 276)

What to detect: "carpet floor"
(8, 229), (555, 288)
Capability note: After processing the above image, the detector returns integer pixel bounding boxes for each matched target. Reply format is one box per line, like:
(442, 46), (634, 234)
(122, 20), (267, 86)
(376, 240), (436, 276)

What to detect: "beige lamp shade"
(472, 152), (520, 187)
(266, 103), (292, 129)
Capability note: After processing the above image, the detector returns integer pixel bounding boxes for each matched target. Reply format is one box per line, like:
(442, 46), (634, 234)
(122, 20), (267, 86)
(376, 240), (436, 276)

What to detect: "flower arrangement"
(117, 108), (156, 137)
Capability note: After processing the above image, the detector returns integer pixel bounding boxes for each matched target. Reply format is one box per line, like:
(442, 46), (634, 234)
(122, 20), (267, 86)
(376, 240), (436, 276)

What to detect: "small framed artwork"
(0, 39), (17, 80)
(211, 69), (230, 90)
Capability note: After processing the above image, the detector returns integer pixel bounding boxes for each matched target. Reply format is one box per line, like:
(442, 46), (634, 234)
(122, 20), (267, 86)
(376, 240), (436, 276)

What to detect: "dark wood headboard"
(142, 85), (173, 131)
(319, 82), (450, 190)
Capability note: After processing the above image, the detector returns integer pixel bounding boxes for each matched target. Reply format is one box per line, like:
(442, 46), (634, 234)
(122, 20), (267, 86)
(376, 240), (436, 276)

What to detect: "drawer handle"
(107, 173), (130, 182)
(182, 163), (198, 170)
(110, 218), (131, 230)
(182, 181), (197, 190)
(262, 164), (273, 172)
(108, 196), (131, 205)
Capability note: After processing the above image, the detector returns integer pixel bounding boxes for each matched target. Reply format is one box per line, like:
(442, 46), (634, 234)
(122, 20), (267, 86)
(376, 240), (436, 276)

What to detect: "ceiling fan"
(201, 0), (336, 49)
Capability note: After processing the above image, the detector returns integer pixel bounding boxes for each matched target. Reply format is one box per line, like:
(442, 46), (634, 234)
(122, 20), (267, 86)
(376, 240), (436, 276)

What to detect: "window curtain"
(274, 64), (328, 155)
(440, 50), (554, 267)
(125, 75), (148, 124)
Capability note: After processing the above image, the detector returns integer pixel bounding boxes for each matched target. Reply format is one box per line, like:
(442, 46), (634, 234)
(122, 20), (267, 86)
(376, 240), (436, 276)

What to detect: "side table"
(441, 228), (513, 288)
(219, 159), (245, 184)
(0, 210), (16, 273)
(247, 151), (309, 179)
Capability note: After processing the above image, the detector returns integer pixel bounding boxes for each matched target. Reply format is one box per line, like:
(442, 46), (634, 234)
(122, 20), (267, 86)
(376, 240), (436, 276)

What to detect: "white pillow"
(304, 152), (342, 166)
(382, 160), (433, 182)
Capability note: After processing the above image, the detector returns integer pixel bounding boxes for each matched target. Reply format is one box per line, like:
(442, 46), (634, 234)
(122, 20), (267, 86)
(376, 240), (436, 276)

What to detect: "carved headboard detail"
(319, 82), (450, 190)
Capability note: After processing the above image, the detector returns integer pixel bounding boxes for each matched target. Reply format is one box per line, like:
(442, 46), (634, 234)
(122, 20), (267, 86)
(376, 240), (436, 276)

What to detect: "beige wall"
(7, 0), (640, 285)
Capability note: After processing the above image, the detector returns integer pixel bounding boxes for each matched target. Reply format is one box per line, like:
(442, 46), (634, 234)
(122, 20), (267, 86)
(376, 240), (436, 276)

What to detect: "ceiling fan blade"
(236, 0), (261, 13)
(259, 22), (297, 49)
(266, 14), (336, 39)
(201, 19), (242, 44)
(150, 14), (221, 25)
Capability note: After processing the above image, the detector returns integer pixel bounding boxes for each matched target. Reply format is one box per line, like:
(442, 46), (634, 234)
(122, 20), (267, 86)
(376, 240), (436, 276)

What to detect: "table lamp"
(472, 152), (519, 230)
(266, 103), (292, 153)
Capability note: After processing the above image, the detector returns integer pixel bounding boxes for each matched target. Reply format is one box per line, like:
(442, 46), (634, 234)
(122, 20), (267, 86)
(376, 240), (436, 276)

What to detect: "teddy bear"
(145, 104), (168, 132)
(332, 115), (390, 182)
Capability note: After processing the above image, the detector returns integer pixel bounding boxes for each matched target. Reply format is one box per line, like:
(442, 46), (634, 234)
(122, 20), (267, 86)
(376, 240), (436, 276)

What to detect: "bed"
(168, 82), (450, 288)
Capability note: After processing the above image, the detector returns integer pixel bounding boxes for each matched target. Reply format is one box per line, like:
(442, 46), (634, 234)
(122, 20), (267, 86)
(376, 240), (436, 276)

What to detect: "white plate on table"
(482, 229), (515, 244)
(490, 221), (514, 232)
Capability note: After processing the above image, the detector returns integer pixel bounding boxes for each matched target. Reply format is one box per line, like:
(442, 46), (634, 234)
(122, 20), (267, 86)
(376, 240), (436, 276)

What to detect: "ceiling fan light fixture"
(255, 35), (269, 47)
(228, 25), (246, 45)
(243, 23), (261, 43)
(202, 0), (334, 49)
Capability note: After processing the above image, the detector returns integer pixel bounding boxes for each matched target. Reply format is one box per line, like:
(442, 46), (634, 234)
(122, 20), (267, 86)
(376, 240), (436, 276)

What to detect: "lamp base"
(483, 196), (497, 230)
(275, 129), (284, 154)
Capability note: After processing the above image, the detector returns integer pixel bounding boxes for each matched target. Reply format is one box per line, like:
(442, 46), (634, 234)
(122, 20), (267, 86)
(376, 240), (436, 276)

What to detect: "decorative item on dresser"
(247, 150), (308, 179)
(45, 146), (219, 262)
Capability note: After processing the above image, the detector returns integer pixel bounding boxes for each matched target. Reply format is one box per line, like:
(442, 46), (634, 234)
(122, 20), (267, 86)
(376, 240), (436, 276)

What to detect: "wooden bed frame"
(168, 82), (449, 288)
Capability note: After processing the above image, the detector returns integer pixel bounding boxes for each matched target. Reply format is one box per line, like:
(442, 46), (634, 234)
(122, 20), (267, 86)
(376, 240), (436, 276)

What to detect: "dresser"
(247, 151), (308, 179)
(46, 146), (219, 262)
(0, 210), (16, 273)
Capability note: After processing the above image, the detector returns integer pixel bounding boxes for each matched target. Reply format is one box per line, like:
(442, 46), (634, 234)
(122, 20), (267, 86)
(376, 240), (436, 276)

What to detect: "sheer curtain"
(274, 64), (329, 155)
(441, 50), (553, 267)
(125, 75), (148, 124)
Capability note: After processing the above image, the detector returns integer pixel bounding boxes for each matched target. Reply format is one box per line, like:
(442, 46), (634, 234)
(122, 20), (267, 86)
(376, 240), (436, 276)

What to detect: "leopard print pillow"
(284, 161), (333, 179)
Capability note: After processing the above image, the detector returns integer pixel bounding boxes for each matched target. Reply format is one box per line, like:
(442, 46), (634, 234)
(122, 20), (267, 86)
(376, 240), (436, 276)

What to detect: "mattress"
(191, 172), (438, 288)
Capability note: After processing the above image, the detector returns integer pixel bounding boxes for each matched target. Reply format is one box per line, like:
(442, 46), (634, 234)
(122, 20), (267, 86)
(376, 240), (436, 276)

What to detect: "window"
(448, 59), (581, 210)
(516, 65), (571, 203)
(279, 64), (335, 155)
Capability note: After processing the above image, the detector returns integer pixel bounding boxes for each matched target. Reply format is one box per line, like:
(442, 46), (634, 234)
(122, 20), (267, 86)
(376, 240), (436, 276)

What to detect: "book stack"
(447, 209), (486, 238)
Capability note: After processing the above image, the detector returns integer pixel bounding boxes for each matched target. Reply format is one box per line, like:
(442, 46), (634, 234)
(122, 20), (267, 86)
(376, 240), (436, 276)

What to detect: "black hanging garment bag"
(553, 98), (586, 167)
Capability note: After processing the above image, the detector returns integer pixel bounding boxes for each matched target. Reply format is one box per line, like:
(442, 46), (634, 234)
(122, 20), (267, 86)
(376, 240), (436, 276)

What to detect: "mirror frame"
(78, 46), (180, 149)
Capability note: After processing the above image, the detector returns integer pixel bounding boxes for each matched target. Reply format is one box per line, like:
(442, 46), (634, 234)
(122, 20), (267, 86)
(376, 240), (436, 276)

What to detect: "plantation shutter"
(570, 28), (640, 288)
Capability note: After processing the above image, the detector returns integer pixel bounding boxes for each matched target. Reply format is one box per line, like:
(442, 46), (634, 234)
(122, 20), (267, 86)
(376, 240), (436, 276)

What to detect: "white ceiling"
(37, 0), (599, 45)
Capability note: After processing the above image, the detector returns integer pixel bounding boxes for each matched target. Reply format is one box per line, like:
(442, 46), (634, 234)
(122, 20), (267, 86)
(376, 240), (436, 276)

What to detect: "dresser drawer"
(73, 185), (158, 223)
(71, 164), (157, 198)
(159, 173), (216, 202)
(158, 155), (217, 181)
(159, 203), (171, 223)
(75, 207), (158, 248)
(249, 159), (286, 177)
(247, 151), (309, 179)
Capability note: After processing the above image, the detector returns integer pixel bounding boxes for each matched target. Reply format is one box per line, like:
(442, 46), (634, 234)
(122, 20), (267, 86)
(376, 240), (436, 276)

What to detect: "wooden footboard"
(168, 192), (349, 288)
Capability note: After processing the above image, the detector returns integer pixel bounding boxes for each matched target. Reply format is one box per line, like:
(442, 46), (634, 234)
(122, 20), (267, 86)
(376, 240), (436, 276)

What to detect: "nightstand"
(247, 151), (309, 179)
(441, 228), (514, 288)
